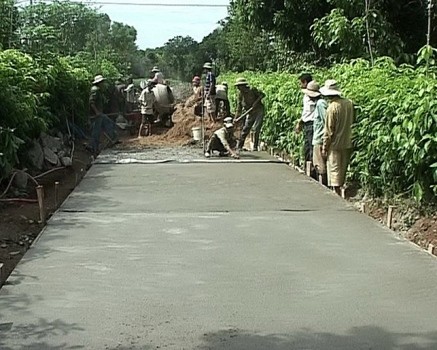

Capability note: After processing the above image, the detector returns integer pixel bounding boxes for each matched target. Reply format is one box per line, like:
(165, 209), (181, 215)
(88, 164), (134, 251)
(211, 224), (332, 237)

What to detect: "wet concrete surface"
(1, 148), (437, 349)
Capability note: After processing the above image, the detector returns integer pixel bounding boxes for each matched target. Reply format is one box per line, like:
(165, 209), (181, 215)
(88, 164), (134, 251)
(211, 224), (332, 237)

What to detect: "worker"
(88, 75), (119, 157)
(234, 77), (265, 153)
(203, 62), (216, 122)
(215, 81), (230, 119)
(138, 79), (157, 138)
(204, 121), (239, 159)
(152, 66), (164, 84)
(192, 76), (202, 98)
(114, 79), (126, 115)
(302, 80), (328, 185)
(124, 77), (135, 113)
(296, 73), (315, 176)
(321, 80), (354, 195)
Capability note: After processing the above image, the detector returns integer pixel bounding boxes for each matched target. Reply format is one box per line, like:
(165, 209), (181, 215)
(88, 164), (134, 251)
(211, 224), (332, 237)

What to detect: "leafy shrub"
(223, 58), (437, 203)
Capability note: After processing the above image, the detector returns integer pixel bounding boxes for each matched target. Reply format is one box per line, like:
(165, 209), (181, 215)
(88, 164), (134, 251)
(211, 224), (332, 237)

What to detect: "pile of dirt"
(121, 103), (222, 148)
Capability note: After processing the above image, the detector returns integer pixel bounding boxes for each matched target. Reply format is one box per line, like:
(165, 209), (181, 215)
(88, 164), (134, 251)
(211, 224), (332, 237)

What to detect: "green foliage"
(223, 58), (437, 203)
(230, 0), (428, 64)
(0, 50), (106, 181)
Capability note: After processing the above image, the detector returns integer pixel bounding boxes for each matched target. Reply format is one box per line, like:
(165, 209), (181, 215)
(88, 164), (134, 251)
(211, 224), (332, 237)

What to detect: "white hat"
(151, 66), (160, 72)
(320, 79), (341, 96)
(92, 75), (105, 84)
(302, 81), (321, 98)
(203, 62), (213, 69)
(223, 117), (233, 123)
(225, 122), (234, 129)
(234, 77), (249, 86)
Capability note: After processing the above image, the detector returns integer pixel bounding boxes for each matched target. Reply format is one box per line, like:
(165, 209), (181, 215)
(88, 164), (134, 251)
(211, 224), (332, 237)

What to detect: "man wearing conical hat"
(234, 77), (265, 153)
(89, 75), (119, 157)
(320, 80), (354, 195)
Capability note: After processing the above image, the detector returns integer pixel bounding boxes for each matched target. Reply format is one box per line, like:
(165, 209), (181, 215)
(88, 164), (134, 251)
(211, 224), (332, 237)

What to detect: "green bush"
(223, 58), (437, 203)
(0, 49), (121, 181)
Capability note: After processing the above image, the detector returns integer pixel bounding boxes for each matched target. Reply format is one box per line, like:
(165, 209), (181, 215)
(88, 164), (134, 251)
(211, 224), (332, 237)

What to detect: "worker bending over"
(205, 119), (239, 159)
(234, 78), (265, 153)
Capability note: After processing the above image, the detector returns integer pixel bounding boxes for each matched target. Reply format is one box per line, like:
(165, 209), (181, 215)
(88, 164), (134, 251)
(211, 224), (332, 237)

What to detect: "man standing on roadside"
(321, 80), (354, 195)
(234, 77), (265, 153)
(203, 62), (217, 122)
(138, 79), (157, 138)
(296, 73), (315, 175)
(303, 81), (328, 185)
(89, 75), (119, 157)
(215, 81), (230, 119)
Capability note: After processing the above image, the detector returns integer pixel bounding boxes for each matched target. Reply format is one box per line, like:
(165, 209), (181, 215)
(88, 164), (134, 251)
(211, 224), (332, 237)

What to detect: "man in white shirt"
(295, 73), (315, 175)
(151, 66), (164, 84)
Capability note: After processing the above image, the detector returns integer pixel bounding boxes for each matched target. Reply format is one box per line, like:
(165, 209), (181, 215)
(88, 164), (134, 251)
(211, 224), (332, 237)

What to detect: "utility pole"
(427, 0), (433, 46)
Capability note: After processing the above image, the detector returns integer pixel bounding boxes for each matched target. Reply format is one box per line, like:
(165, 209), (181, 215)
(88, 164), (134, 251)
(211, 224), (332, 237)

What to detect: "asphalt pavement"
(1, 148), (437, 350)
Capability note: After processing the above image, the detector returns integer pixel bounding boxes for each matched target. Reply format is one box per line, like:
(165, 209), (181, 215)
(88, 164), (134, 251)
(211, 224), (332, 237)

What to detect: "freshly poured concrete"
(1, 157), (437, 349)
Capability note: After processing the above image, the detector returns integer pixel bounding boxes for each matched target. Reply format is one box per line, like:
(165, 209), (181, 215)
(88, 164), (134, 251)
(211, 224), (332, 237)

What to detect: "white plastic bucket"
(192, 127), (202, 141)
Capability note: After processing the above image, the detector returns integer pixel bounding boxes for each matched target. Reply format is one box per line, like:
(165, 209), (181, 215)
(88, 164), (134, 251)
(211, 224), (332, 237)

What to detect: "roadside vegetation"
(1, 0), (437, 207)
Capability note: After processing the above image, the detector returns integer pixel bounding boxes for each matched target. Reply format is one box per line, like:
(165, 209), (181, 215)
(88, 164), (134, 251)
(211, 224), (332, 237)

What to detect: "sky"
(94, 0), (230, 49)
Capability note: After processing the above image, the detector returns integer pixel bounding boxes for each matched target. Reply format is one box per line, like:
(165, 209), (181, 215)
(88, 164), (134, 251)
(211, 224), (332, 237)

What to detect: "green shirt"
(89, 85), (104, 116)
(236, 87), (265, 117)
(312, 99), (327, 145)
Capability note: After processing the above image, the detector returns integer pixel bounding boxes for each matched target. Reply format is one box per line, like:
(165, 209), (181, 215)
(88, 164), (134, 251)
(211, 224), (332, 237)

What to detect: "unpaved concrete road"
(1, 149), (437, 350)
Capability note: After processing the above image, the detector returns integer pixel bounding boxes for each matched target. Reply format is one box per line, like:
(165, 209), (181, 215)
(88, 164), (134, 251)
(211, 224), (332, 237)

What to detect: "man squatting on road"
(205, 117), (239, 159)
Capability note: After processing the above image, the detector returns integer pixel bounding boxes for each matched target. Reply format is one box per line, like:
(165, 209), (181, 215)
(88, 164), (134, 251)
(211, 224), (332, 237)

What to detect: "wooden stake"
(341, 188), (346, 199)
(36, 185), (46, 224)
(318, 174), (324, 184)
(387, 205), (396, 229)
(54, 181), (60, 207)
(306, 161), (312, 177)
(0, 263), (4, 287)
(428, 244), (435, 255)
(360, 202), (367, 214)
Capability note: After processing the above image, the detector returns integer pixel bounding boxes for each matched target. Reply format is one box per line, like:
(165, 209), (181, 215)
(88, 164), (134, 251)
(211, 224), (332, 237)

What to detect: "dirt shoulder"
(0, 145), (92, 285)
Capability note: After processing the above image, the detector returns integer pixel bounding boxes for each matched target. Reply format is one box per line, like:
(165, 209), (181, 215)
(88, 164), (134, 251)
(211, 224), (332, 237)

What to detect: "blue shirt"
(312, 99), (328, 145)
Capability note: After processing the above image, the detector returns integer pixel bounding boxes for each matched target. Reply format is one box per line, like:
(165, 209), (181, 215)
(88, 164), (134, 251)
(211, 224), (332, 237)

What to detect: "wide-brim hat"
(320, 79), (341, 96)
(151, 66), (160, 72)
(302, 80), (321, 98)
(225, 123), (234, 129)
(234, 77), (249, 86)
(92, 75), (105, 84)
(203, 62), (213, 69)
(223, 117), (233, 123)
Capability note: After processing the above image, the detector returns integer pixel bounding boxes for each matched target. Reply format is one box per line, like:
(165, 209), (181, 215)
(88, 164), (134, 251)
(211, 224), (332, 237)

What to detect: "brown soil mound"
(120, 103), (222, 148)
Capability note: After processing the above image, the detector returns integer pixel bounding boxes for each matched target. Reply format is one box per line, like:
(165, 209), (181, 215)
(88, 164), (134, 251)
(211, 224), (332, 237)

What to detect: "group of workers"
(198, 71), (266, 159)
(89, 61), (353, 193)
(200, 69), (354, 194)
(88, 66), (168, 156)
(296, 74), (354, 194)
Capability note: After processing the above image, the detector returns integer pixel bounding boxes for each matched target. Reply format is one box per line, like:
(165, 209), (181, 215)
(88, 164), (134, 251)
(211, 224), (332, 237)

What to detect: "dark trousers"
(90, 114), (117, 154)
(207, 135), (227, 153)
(238, 114), (264, 151)
(304, 121), (314, 163)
